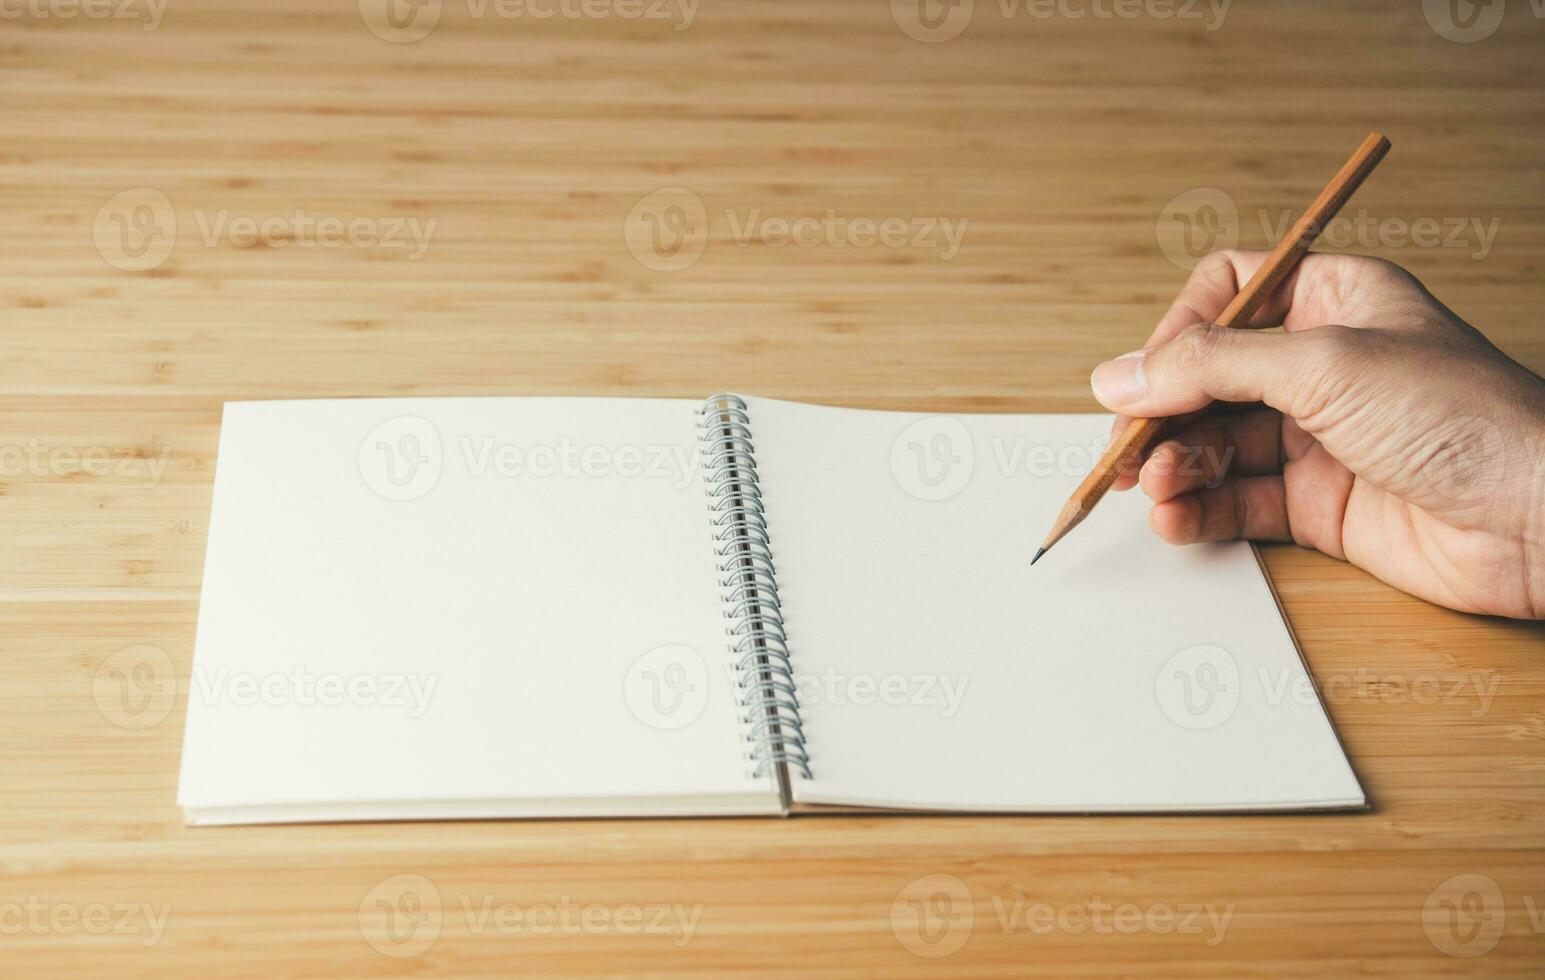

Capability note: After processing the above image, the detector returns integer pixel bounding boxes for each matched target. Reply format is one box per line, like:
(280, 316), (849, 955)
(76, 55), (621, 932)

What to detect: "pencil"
(1033, 131), (1392, 565)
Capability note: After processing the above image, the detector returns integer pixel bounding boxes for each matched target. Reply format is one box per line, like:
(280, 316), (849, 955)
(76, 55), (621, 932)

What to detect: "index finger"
(1142, 248), (1282, 348)
(1145, 249), (1436, 348)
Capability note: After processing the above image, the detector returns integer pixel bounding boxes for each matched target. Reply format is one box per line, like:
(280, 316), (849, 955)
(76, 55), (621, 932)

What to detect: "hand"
(1089, 251), (1545, 620)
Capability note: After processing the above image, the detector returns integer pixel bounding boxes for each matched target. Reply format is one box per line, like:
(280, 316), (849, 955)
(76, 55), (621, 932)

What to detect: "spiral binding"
(697, 394), (811, 790)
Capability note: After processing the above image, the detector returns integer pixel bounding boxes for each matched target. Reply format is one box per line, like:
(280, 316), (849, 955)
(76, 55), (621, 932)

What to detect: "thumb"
(1090, 322), (1348, 418)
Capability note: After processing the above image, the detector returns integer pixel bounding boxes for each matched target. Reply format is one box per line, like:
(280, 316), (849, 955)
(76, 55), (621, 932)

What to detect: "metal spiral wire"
(698, 394), (811, 785)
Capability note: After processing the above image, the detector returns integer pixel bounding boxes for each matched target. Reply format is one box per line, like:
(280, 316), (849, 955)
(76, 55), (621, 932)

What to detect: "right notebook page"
(743, 395), (1365, 812)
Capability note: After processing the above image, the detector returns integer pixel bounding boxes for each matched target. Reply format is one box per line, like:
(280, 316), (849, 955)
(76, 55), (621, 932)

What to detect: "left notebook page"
(178, 397), (778, 825)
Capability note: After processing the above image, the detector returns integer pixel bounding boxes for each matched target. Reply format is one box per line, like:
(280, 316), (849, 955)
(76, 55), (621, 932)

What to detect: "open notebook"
(177, 394), (1364, 825)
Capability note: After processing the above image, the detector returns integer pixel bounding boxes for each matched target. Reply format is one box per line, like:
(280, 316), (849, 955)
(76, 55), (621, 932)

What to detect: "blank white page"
(743, 395), (1364, 812)
(179, 397), (777, 824)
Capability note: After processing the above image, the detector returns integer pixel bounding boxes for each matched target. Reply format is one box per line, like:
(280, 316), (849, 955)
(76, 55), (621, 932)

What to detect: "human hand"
(1089, 251), (1545, 620)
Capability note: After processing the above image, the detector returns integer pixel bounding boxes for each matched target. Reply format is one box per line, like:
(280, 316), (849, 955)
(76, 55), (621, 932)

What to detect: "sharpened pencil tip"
(1031, 547), (1046, 566)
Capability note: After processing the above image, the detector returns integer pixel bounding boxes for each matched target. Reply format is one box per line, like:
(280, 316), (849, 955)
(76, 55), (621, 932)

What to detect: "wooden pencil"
(1033, 131), (1393, 564)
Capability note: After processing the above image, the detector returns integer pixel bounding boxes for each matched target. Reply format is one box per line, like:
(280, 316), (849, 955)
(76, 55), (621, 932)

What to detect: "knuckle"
(1335, 252), (1424, 293)
(1355, 253), (1412, 283)
(1170, 323), (1225, 372)
(1304, 323), (1359, 363)
(1196, 249), (1236, 274)
(1364, 254), (1404, 276)
(1228, 478), (1249, 533)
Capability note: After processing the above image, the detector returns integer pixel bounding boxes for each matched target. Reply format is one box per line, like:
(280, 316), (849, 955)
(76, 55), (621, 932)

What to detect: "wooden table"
(4, 1), (1544, 975)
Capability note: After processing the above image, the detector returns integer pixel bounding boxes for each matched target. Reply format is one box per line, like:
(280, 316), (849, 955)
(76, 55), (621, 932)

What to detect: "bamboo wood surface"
(4, 1), (1545, 976)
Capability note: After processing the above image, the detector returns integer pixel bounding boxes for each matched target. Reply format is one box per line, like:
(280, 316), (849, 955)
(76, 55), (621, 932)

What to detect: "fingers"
(1108, 248), (1356, 483)
(1138, 410), (1284, 502)
(1110, 248), (1284, 476)
(1149, 476), (1292, 544)
(1091, 322), (1354, 420)
(1108, 412), (1204, 491)
(1145, 250), (1431, 344)
(1141, 249), (1283, 348)
(1276, 252), (1437, 334)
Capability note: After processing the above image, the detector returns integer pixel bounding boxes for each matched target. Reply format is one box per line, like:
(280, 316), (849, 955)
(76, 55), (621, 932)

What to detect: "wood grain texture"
(3, 0), (1545, 975)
